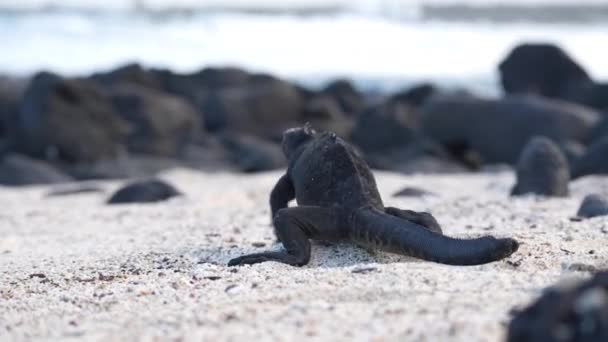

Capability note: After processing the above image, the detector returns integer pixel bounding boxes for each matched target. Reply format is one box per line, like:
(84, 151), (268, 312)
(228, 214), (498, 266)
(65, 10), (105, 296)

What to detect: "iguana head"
(281, 123), (316, 158)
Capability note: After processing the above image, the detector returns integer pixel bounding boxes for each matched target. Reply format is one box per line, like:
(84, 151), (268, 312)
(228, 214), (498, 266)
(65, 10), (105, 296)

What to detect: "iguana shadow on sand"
(229, 125), (519, 267)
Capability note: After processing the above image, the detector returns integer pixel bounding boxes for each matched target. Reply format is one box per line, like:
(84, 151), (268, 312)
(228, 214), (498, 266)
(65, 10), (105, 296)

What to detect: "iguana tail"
(351, 208), (519, 265)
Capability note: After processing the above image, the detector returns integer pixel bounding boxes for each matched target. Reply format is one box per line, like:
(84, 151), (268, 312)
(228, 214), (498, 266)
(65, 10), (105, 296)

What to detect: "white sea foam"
(0, 0), (606, 92)
(2, 0), (606, 11)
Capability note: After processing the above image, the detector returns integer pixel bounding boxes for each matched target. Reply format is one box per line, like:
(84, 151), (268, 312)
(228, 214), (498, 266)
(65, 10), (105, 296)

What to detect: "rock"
(0, 153), (73, 186)
(498, 43), (592, 99)
(511, 137), (570, 197)
(363, 136), (470, 174)
(572, 136), (608, 178)
(177, 140), (236, 171)
(579, 83), (608, 111)
(0, 76), (28, 143)
(586, 116), (608, 145)
(159, 70), (350, 142)
(392, 186), (436, 197)
(15, 72), (129, 163)
(218, 133), (285, 172)
(347, 97), (472, 174)
(301, 95), (353, 137)
(388, 155), (470, 175)
(146, 67), (252, 136)
(185, 67), (251, 90)
(202, 74), (304, 141)
(507, 271), (608, 342)
(577, 194), (608, 218)
(321, 79), (365, 115)
(90, 63), (163, 90)
(63, 155), (186, 180)
(107, 179), (182, 204)
(498, 43), (608, 111)
(61, 139), (233, 180)
(157, 67), (250, 102)
(421, 95), (600, 165)
(360, 86), (483, 171)
(558, 140), (585, 172)
(350, 102), (419, 154)
(565, 83), (608, 112)
(390, 83), (438, 107)
(110, 84), (201, 157)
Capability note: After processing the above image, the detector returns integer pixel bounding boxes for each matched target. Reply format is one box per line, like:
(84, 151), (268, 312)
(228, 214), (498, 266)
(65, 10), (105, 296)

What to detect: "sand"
(1, 169), (607, 341)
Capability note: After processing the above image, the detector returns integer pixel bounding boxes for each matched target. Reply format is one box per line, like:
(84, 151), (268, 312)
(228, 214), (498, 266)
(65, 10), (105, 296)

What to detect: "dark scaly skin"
(228, 125), (519, 267)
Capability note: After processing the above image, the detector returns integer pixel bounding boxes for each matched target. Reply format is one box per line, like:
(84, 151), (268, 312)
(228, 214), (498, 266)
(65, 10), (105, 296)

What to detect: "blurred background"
(2, 0), (608, 93)
(1, 0), (607, 186)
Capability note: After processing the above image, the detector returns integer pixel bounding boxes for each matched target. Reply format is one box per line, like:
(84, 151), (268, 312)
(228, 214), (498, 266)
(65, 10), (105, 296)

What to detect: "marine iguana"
(228, 125), (519, 267)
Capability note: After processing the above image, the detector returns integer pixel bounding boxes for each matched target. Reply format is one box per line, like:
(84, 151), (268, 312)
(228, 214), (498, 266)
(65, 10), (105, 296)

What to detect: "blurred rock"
(0, 76), (28, 145)
(421, 95), (599, 165)
(0, 153), (73, 186)
(15, 72), (129, 163)
(301, 95), (353, 137)
(218, 133), (285, 172)
(365, 139), (469, 174)
(110, 84), (201, 157)
(348, 98), (471, 173)
(156, 66), (250, 102)
(350, 101), (419, 154)
(499, 43), (592, 99)
(60, 138), (233, 180)
(62, 156), (183, 180)
(577, 194), (608, 218)
(90, 63), (163, 90)
(558, 140), (585, 171)
(586, 116), (608, 145)
(572, 136), (608, 179)
(387, 155), (469, 175)
(177, 139), (235, 171)
(565, 83), (608, 112)
(578, 83), (608, 111)
(390, 82), (438, 107)
(511, 136), (569, 197)
(202, 74), (304, 141)
(320, 79), (365, 115)
(499, 43), (608, 111)
(507, 271), (608, 342)
(107, 179), (182, 204)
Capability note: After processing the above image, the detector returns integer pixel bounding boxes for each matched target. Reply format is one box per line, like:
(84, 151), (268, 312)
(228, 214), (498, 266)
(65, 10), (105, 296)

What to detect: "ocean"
(1, 0), (607, 94)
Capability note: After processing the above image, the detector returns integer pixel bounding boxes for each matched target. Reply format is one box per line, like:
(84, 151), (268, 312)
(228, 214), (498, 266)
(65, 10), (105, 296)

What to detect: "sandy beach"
(1, 0), (607, 340)
(1, 169), (606, 341)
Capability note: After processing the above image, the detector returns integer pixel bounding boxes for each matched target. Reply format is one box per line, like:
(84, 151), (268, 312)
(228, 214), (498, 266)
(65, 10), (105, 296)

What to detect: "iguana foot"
(385, 207), (443, 234)
(228, 252), (307, 266)
(228, 206), (342, 267)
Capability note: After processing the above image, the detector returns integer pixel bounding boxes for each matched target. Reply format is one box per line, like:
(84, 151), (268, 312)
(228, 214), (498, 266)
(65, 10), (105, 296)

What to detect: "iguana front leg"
(385, 207), (443, 234)
(269, 173), (295, 219)
(228, 206), (341, 267)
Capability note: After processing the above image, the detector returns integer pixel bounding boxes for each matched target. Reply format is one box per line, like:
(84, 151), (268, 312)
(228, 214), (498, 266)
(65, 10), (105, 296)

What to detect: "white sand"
(1, 169), (607, 341)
